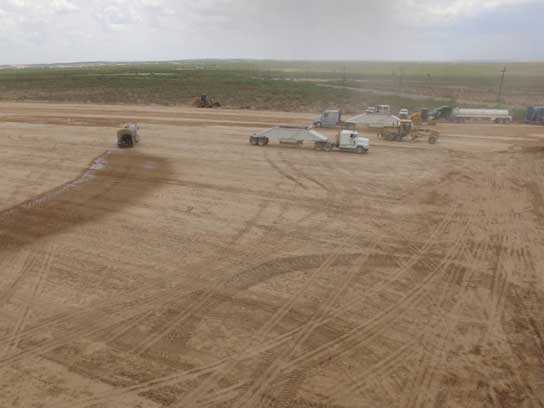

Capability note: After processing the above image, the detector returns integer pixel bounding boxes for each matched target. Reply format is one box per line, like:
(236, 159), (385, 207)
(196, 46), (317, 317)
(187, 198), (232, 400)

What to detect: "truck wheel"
(428, 135), (437, 144)
(356, 146), (366, 154)
(257, 138), (268, 146)
(249, 136), (258, 145)
(324, 143), (333, 152)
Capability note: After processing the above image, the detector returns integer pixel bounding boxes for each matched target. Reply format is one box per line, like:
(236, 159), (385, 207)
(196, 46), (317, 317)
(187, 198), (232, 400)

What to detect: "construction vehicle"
(411, 106), (453, 126)
(375, 105), (391, 114)
(313, 110), (343, 128)
(399, 108), (409, 119)
(377, 120), (439, 144)
(431, 106), (453, 121)
(192, 95), (221, 108)
(249, 126), (369, 154)
(117, 123), (140, 148)
(452, 108), (512, 124)
(525, 106), (544, 125)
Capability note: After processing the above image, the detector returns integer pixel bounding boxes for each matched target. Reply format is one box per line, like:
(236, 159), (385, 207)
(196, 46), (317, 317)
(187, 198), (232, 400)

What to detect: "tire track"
(188, 202), (458, 407)
(2, 245), (54, 359)
(171, 252), (343, 408)
(67, 194), (458, 408)
(264, 149), (307, 190)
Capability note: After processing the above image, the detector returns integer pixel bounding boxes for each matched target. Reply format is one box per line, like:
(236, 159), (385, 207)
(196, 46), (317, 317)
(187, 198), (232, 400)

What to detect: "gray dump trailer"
(249, 126), (369, 154)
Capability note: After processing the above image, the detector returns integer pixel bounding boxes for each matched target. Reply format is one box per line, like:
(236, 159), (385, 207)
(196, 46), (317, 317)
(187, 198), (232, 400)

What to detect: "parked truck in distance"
(452, 108), (512, 124)
(313, 110), (342, 128)
(249, 126), (369, 154)
(525, 106), (544, 125)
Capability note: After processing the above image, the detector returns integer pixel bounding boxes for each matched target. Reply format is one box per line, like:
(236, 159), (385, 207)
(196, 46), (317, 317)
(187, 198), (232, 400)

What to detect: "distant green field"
(0, 60), (542, 114)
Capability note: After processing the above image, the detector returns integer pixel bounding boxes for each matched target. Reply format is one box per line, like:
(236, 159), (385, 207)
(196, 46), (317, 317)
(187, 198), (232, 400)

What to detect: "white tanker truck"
(452, 108), (512, 124)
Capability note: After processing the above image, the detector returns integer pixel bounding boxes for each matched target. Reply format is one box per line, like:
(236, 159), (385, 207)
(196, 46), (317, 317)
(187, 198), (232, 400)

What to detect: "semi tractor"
(249, 126), (369, 154)
(526, 106), (544, 125)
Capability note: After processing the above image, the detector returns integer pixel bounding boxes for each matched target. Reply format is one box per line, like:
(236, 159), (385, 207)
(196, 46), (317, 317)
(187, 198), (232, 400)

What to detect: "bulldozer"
(377, 120), (439, 144)
(117, 123), (140, 148)
(192, 94), (221, 108)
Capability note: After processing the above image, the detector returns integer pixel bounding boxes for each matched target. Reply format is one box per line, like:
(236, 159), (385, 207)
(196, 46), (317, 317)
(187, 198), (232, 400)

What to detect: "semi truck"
(452, 108), (512, 124)
(313, 109), (353, 129)
(249, 126), (369, 154)
(526, 106), (544, 125)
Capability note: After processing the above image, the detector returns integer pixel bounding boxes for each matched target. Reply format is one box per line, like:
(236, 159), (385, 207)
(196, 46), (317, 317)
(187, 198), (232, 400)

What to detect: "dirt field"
(0, 102), (543, 408)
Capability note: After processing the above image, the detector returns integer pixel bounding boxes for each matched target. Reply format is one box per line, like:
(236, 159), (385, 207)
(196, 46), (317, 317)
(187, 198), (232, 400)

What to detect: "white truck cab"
(338, 130), (369, 153)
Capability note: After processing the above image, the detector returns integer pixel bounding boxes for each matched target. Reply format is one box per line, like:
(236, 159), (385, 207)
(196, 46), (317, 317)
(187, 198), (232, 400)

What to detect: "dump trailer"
(348, 109), (400, 129)
(249, 126), (369, 154)
(452, 108), (512, 124)
(117, 123), (140, 148)
(526, 107), (544, 125)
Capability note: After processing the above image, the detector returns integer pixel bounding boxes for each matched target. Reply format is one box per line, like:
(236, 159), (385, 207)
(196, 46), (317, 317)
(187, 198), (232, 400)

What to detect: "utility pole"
(342, 65), (347, 87)
(497, 66), (507, 104)
(427, 73), (433, 96)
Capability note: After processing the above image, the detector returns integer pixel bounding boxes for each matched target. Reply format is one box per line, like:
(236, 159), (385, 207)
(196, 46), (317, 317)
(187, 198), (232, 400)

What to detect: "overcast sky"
(0, 0), (541, 64)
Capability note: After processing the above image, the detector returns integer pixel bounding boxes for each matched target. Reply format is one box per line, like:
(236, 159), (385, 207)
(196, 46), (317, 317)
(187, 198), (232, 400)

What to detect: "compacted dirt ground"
(0, 102), (543, 408)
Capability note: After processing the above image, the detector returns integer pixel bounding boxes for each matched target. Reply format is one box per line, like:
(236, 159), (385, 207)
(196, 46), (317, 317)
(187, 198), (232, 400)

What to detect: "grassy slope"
(0, 61), (542, 114)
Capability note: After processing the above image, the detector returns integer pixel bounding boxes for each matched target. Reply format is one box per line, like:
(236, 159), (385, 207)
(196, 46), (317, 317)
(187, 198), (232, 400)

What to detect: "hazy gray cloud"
(0, 0), (540, 64)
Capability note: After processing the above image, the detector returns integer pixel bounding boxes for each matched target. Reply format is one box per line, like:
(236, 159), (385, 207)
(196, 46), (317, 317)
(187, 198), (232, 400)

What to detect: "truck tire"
(257, 137), (268, 146)
(356, 146), (367, 154)
(428, 135), (437, 144)
(324, 143), (333, 152)
(249, 136), (258, 145)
